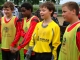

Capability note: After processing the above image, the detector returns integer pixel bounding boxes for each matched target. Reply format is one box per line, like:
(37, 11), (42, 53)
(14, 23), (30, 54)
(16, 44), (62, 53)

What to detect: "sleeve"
(19, 18), (25, 37)
(52, 25), (61, 60)
(29, 24), (38, 47)
(20, 29), (25, 37)
(76, 27), (80, 52)
(17, 17), (39, 50)
(11, 18), (22, 47)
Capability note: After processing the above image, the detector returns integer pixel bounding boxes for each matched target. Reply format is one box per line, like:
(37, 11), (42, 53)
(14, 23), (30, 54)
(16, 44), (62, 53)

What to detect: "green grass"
(0, 44), (2, 60)
(0, 50), (2, 60)
(20, 49), (24, 60)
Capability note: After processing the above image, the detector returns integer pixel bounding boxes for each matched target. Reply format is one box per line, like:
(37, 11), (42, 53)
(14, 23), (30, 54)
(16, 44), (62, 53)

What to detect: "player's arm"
(29, 24), (38, 47)
(21, 28), (26, 38)
(26, 25), (38, 57)
(18, 18), (26, 37)
(76, 27), (80, 60)
(52, 25), (61, 60)
(76, 27), (80, 51)
(17, 17), (39, 50)
(11, 17), (22, 47)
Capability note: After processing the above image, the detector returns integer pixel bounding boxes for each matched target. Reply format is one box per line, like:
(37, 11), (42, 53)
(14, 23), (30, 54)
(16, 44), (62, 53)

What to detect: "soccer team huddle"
(0, 1), (80, 60)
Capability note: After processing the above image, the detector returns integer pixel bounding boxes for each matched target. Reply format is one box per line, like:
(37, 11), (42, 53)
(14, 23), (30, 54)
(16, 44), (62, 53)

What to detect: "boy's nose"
(62, 13), (64, 17)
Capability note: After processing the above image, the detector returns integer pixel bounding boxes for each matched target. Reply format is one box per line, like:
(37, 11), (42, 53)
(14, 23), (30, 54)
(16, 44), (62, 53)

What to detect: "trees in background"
(0, 0), (5, 5)
(0, 0), (60, 5)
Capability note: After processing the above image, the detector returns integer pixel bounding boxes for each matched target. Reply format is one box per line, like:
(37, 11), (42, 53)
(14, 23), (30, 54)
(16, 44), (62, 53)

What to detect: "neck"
(27, 14), (32, 19)
(43, 17), (52, 23)
(70, 16), (79, 25)
(5, 15), (13, 19)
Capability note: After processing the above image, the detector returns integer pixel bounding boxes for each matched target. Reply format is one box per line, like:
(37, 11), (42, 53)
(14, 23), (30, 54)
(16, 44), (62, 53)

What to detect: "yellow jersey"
(29, 21), (61, 60)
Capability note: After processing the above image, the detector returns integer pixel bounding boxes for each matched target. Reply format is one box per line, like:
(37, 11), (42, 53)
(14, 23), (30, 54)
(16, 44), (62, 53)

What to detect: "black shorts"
(35, 52), (52, 60)
(2, 49), (20, 60)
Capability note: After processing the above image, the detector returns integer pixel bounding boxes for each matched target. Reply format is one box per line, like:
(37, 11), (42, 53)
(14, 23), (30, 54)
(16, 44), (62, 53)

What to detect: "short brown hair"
(40, 1), (55, 16)
(62, 1), (79, 15)
(3, 1), (14, 11)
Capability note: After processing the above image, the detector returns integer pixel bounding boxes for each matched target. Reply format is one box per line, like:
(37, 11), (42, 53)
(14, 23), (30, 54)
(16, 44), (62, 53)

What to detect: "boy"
(28, 1), (61, 60)
(58, 1), (80, 60)
(10, 2), (39, 59)
(52, 12), (59, 25)
(1, 2), (20, 60)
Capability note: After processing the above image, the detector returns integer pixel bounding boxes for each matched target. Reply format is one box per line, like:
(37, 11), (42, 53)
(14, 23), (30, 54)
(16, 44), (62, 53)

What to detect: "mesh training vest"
(23, 16), (35, 50)
(58, 23), (80, 60)
(1, 16), (16, 49)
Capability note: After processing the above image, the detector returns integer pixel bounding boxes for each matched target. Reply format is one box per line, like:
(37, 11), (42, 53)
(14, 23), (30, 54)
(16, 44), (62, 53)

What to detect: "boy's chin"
(64, 19), (70, 22)
(41, 17), (44, 19)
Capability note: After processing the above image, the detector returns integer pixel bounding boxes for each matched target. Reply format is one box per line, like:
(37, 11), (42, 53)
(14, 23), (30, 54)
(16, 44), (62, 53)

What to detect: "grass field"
(0, 50), (2, 60)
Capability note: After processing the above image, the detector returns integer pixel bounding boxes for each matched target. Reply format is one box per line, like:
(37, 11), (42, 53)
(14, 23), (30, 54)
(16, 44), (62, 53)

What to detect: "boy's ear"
(12, 10), (14, 12)
(72, 9), (76, 15)
(29, 9), (31, 12)
(50, 10), (53, 14)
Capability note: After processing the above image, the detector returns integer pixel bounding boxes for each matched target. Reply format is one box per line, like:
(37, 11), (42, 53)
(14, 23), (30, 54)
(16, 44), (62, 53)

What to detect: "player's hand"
(10, 46), (14, 52)
(10, 46), (15, 53)
(14, 48), (18, 52)
(25, 54), (30, 60)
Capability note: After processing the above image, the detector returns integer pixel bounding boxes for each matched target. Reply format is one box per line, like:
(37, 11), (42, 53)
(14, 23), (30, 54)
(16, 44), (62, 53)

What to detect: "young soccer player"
(27, 1), (60, 60)
(10, 2), (39, 60)
(1, 1), (20, 60)
(58, 1), (80, 60)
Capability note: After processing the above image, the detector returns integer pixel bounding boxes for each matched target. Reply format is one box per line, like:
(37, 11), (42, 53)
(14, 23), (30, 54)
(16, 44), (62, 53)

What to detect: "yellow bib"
(1, 16), (16, 49)
(58, 23), (80, 60)
(23, 16), (35, 50)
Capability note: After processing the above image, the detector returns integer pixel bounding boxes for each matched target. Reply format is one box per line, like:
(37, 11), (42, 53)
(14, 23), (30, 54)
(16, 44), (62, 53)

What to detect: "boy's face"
(21, 7), (31, 17)
(40, 7), (52, 19)
(62, 6), (75, 22)
(3, 7), (13, 17)
(53, 13), (57, 18)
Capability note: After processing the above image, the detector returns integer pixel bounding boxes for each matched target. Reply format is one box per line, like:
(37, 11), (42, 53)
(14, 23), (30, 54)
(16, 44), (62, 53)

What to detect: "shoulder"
(1, 16), (4, 21)
(77, 27), (80, 32)
(76, 22), (80, 32)
(37, 21), (42, 25)
(77, 24), (80, 32)
(51, 21), (59, 28)
(13, 16), (19, 24)
(31, 16), (39, 22)
(50, 21), (60, 32)
(14, 16), (18, 21)
(35, 21), (42, 27)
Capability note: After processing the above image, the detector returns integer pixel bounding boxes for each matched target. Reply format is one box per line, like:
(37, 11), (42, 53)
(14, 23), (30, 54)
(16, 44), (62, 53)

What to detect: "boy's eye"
(42, 10), (46, 12)
(3, 8), (10, 11)
(40, 10), (41, 12)
(21, 10), (25, 12)
(40, 10), (45, 12)
(21, 10), (26, 12)
(62, 11), (66, 13)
